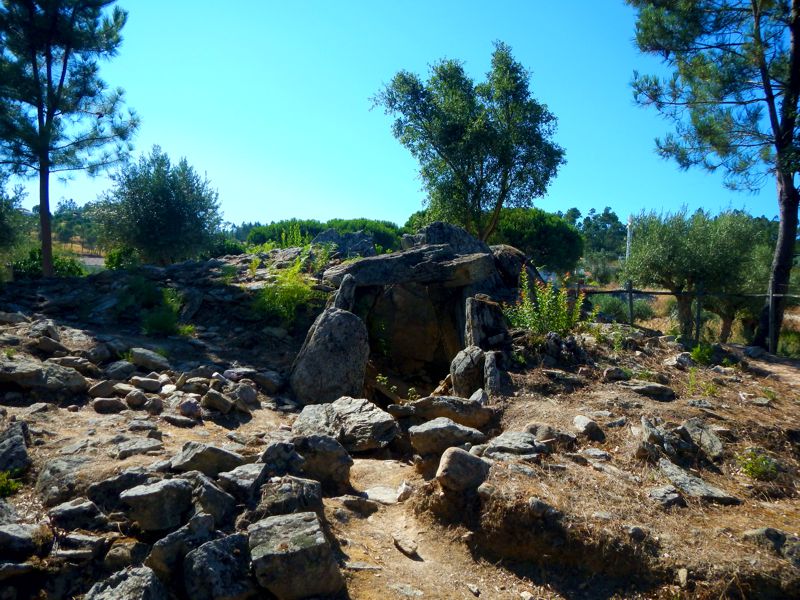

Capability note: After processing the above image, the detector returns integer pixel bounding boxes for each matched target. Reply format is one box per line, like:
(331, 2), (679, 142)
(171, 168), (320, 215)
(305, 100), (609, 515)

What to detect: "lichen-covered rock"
(292, 396), (398, 452)
(450, 345), (486, 398)
(388, 395), (495, 429)
(84, 566), (168, 600)
(170, 442), (244, 477)
(129, 348), (170, 372)
(289, 308), (369, 405)
(409, 417), (486, 456)
(145, 513), (215, 580)
(248, 512), (344, 599)
(0, 356), (87, 393)
(291, 434), (353, 493)
(184, 534), (258, 600)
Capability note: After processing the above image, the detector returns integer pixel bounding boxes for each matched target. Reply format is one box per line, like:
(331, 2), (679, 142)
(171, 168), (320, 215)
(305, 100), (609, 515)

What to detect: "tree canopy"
(374, 41), (564, 240)
(628, 0), (800, 348)
(0, 0), (138, 276)
(95, 147), (222, 265)
(623, 209), (773, 338)
(489, 207), (583, 273)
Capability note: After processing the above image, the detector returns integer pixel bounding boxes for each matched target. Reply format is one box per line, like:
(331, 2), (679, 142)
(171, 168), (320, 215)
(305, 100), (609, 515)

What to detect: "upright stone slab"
(289, 308), (369, 405)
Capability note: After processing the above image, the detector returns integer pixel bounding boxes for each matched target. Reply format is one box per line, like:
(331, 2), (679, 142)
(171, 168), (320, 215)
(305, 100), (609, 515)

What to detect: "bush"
(690, 342), (714, 365)
(253, 260), (323, 324)
(633, 298), (655, 321)
(591, 294), (627, 322)
(141, 288), (182, 336)
(736, 448), (779, 481)
(0, 471), (22, 498)
(11, 248), (85, 279)
(204, 235), (245, 258)
(105, 246), (141, 271)
(778, 330), (800, 359)
(503, 269), (584, 336)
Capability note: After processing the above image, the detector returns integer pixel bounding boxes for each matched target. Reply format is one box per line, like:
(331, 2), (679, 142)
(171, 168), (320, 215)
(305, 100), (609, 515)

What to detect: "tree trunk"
(753, 171), (799, 349)
(675, 293), (694, 339)
(719, 314), (735, 344)
(38, 161), (54, 277)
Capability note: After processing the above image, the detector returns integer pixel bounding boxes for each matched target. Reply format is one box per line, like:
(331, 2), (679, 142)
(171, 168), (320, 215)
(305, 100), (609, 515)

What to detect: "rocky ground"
(0, 225), (798, 599)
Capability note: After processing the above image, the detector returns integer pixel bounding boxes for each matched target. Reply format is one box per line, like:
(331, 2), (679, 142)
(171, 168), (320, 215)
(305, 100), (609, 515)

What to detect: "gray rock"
(332, 273), (357, 311)
(620, 380), (676, 401)
(227, 382), (258, 408)
(184, 534), (258, 600)
(524, 422), (577, 450)
(163, 413), (197, 427)
(313, 228), (376, 258)
(120, 478), (193, 531)
(408, 417), (486, 456)
(177, 397), (202, 418)
(663, 352), (694, 370)
(483, 350), (509, 397)
(0, 311), (28, 324)
(84, 566), (168, 600)
(0, 498), (18, 525)
(115, 437), (164, 460)
(572, 415), (605, 442)
(0, 523), (51, 560)
(258, 441), (305, 475)
(291, 434), (353, 493)
(743, 527), (787, 554)
(201, 388), (235, 414)
(92, 397), (128, 414)
(48, 498), (109, 531)
(658, 459), (741, 505)
(450, 345), (486, 398)
(248, 512), (344, 599)
(0, 355), (87, 393)
(250, 370), (283, 395)
(679, 418), (724, 461)
(0, 421), (31, 474)
(35, 456), (89, 506)
(103, 540), (150, 572)
(218, 462), (271, 504)
(131, 376), (161, 393)
(89, 380), (116, 398)
(640, 416), (664, 445)
(603, 367), (630, 382)
(180, 471), (237, 527)
(125, 389), (148, 409)
(171, 442), (245, 477)
(465, 295), (510, 351)
(292, 396), (399, 452)
(105, 360), (137, 381)
(145, 512), (215, 580)
(244, 476), (323, 524)
(129, 348), (171, 372)
(87, 469), (151, 512)
(389, 395), (495, 429)
(289, 308), (370, 405)
(484, 431), (547, 459)
(436, 447), (491, 492)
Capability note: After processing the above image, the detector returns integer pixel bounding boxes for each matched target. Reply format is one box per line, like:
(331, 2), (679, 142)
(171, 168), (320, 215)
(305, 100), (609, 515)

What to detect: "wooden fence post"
(768, 279), (776, 354)
(695, 283), (703, 344)
(626, 280), (634, 327)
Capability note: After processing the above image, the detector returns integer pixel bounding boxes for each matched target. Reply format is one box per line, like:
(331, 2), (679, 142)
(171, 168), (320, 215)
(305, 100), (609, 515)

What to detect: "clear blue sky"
(25, 0), (777, 226)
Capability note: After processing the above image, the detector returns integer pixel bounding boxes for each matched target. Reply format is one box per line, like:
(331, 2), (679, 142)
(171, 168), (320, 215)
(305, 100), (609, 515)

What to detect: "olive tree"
(96, 147), (222, 265)
(374, 42), (564, 240)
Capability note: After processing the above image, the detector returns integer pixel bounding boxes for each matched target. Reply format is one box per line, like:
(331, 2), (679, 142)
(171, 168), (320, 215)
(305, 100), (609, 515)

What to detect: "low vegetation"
(503, 269), (586, 337)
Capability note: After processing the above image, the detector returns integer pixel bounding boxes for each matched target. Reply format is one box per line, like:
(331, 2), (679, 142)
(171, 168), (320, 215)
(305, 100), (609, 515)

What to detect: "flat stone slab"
(658, 459), (741, 505)
(620, 380), (676, 401)
(408, 417), (486, 456)
(114, 437), (163, 460)
(388, 395), (495, 429)
(0, 356), (87, 393)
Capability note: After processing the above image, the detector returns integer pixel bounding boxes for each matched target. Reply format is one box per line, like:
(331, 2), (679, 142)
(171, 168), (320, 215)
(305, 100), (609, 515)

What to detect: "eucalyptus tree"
(628, 0), (800, 348)
(0, 0), (138, 276)
(374, 42), (564, 241)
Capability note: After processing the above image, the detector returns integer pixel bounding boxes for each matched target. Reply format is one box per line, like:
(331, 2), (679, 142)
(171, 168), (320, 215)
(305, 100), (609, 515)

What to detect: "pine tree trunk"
(753, 172), (799, 349)
(38, 162), (54, 277)
(720, 315), (734, 344)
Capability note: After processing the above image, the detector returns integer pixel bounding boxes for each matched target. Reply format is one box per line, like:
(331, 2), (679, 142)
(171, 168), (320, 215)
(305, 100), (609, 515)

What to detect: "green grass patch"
(736, 448), (779, 481)
(253, 259), (324, 325)
(0, 471), (22, 498)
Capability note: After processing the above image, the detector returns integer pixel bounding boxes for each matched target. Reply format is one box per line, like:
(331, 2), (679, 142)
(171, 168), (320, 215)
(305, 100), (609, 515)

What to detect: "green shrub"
(690, 342), (714, 365)
(105, 246), (141, 270)
(503, 269), (584, 336)
(12, 248), (85, 279)
(778, 330), (800, 359)
(633, 298), (655, 321)
(141, 288), (182, 336)
(254, 260), (324, 324)
(114, 275), (162, 318)
(204, 235), (245, 258)
(591, 295), (627, 322)
(736, 448), (779, 481)
(0, 471), (22, 498)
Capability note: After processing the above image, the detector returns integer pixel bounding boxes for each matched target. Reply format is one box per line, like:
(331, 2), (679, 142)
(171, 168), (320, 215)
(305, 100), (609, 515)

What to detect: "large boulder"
(84, 566), (168, 600)
(291, 434), (353, 493)
(0, 421), (31, 474)
(0, 356), (87, 393)
(128, 348), (170, 372)
(312, 228), (376, 258)
(436, 447), (491, 492)
(402, 222), (491, 254)
(35, 456), (90, 507)
(170, 442), (245, 477)
(289, 308), (369, 405)
(292, 396), (399, 452)
(145, 513), (216, 580)
(465, 294), (511, 351)
(408, 417), (486, 456)
(387, 395), (495, 429)
(184, 534), (259, 600)
(248, 512), (344, 599)
(120, 479), (193, 531)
